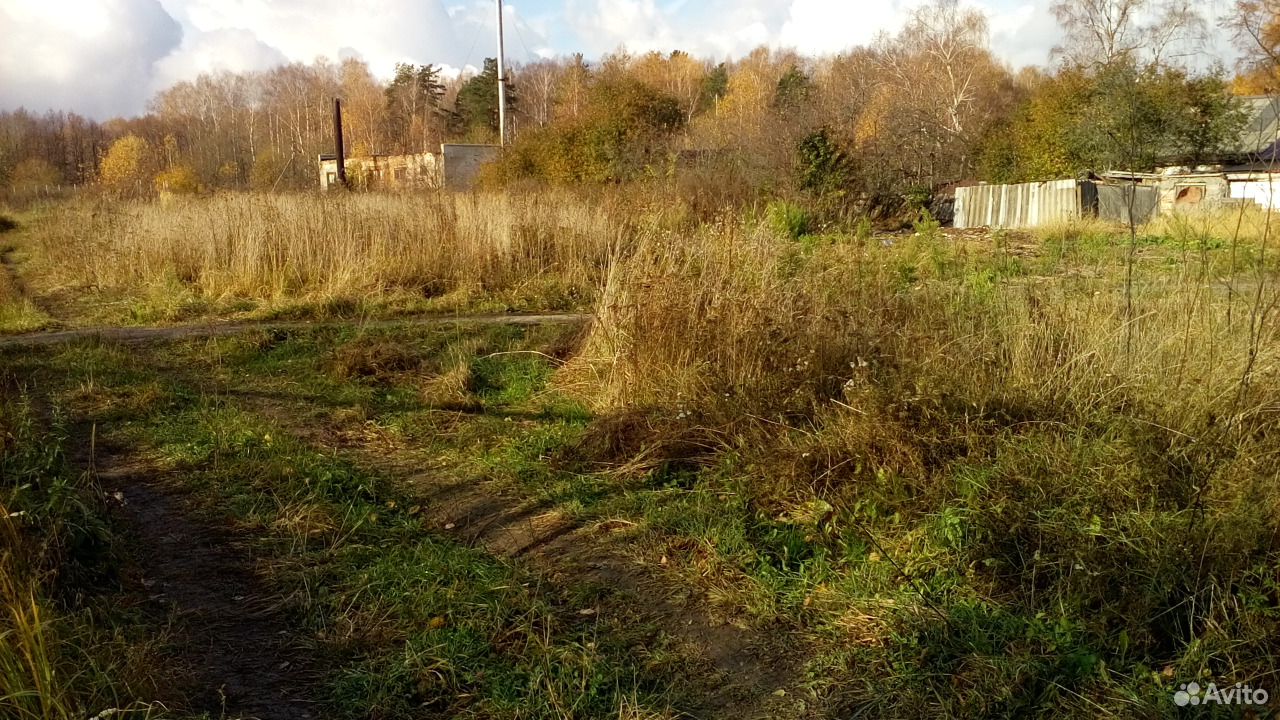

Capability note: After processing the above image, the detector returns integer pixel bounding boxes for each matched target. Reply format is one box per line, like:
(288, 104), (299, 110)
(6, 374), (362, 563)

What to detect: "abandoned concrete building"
(955, 96), (1280, 229)
(318, 143), (500, 191)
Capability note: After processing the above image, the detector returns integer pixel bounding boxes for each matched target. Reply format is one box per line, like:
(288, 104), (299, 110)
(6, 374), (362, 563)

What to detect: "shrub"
(796, 128), (854, 200)
(249, 149), (290, 191)
(764, 200), (813, 240)
(496, 77), (684, 184)
(153, 164), (201, 195)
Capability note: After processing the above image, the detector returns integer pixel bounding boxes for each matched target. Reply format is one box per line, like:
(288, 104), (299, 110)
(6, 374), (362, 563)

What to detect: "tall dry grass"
(29, 191), (632, 310)
(0, 505), (75, 720)
(0, 215), (50, 333)
(558, 215), (1280, 711)
(567, 217), (1279, 436)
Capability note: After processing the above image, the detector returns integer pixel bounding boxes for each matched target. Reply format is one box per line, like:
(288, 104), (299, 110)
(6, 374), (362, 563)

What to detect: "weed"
(0, 396), (161, 720)
(854, 216), (874, 245)
(764, 200), (813, 240)
(560, 208), (1280, 716)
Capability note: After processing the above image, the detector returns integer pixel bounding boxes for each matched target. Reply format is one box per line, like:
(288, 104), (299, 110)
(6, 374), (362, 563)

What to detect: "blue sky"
(0, 0), (1243, 119)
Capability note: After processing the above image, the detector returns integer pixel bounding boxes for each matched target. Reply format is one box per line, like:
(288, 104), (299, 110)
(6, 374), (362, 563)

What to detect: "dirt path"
(91, 444), (320, 720)
(0, 312), (589, 348)
(0, 247), (30, 303)
(15, 314), (809, 718)
(0, 244), (62, 322)
(232, 393), (811, 720)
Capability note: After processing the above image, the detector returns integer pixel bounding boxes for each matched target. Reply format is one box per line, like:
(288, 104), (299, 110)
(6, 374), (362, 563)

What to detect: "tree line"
(2, 0), (1278, 209)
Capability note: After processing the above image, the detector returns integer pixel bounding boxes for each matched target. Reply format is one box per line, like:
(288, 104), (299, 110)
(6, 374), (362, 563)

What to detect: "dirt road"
(0, 312), (590, 348)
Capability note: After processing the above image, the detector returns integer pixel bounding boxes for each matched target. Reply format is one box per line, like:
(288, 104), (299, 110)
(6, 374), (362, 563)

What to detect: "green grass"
(0, 326), (701, 719)
(4, 204), (1279, 720)
(0, 297), (52, 334)
(135, 403), (683, 719)
(0, 392), (179, 720)
(0, 233), (53, 334)
(185, 316), (1280, 717)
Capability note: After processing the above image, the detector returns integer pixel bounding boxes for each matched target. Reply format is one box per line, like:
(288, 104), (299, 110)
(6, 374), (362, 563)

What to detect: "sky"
(0, 0), (1246, 119)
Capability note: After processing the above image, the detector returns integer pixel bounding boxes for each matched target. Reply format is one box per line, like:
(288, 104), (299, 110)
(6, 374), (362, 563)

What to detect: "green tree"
(1169, 72), (1249, 164)
(1085, 62), (1245, 171)
(384, 63), (446, 152)
(453, 59), (516, 141)
(979, 63), (1244, 181)
(698, 63), (729, 113)
(796, 128), (854, 198)
(773, 65), (813, 114)
(499, 77), (684, 184)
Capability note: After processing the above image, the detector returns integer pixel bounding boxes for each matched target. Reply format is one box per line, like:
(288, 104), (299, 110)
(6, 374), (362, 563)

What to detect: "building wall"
(954, 179), (1086, 229)
(441, 144), (500, 190)
(1228, 175), (1280, 209)
(319, 145), (499, 191)
(318, 152), (441, 191)
(1097, 184), (1159, 224)
(1155, 176), (1229, 214)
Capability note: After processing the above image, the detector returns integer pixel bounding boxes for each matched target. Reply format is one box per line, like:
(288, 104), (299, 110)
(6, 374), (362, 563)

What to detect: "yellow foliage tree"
(154, 164), (201, 195)
(99, 135), (155, 197)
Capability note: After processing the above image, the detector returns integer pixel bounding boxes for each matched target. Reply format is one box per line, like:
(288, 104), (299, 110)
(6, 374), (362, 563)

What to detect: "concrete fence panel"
(956, 179), (1084, 229)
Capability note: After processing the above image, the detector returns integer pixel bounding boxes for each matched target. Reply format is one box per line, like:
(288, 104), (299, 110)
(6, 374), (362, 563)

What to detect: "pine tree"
(384, 63), (446, 152)
(453, 59), (516, 141)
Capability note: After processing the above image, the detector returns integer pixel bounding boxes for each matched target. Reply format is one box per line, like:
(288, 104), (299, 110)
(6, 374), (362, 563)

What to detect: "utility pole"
(496, 0), (508, 147)
(332, 98), (347, 188)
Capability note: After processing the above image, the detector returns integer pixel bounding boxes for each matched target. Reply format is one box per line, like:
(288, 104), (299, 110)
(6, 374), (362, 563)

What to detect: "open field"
(2, 193), (1280, 719)
(1, 192), (634, 329)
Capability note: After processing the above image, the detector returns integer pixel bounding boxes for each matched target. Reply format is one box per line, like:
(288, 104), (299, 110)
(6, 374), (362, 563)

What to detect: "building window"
(327, 172), (337, 185)
(1175, 185), (1206, 206)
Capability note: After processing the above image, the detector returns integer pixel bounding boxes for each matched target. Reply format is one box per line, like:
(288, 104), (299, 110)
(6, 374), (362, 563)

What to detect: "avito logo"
(1173, 681), (1269, 707)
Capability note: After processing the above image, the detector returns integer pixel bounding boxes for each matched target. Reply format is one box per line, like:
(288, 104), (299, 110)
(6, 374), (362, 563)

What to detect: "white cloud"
(447, 1), (551, 67)
(984, 2), (1061, 69)
(151, 28), (288, 92)
(0, 0), (552, 118)
(174, 0), (466, 76)
(0, 0), (182, 117)
(556, 0), (1053, 64)
(777, 0), (909, 54)
(563, 0), (679, 55)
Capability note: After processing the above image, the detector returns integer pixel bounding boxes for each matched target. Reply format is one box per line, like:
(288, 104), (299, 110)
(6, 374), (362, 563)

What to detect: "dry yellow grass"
(555, 212), (1280, 714)
(27, 191), (631, 316)
(0, 506), (74, 720)
(1147, 202), (1280, 244)
(562, 211), (1280, 461)
(0, 237), (49, 333)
